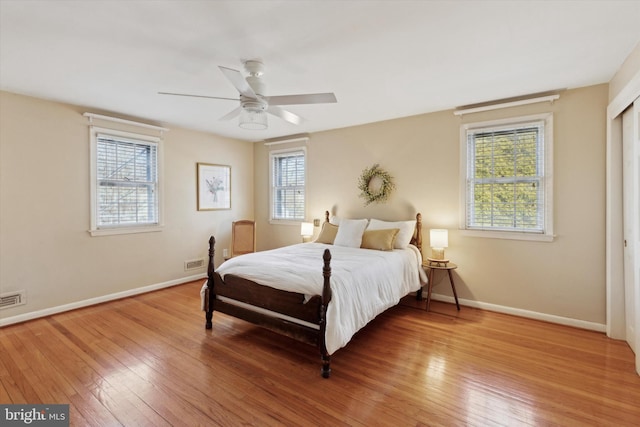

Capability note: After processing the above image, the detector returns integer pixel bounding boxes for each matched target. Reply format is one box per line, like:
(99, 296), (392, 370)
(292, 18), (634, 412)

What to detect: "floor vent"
(0, 290), (26, 310)
(184, 258), (205, 271)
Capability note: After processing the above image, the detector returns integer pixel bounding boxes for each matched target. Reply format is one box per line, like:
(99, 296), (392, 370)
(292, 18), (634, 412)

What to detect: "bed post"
(324, 210), (330, 223)
(319, 248), (332, 378)
(205, 236), (215, 329)
(415, 213), (422, 252)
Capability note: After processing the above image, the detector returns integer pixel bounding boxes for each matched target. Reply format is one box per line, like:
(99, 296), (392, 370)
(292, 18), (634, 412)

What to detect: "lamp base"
(430, 248), (447, 260)
(427, 248), (449, 266)
(426, 257), (450, 266)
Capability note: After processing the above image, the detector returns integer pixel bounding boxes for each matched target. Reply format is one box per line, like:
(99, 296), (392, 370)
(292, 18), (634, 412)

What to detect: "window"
(89, 127), (163, 236)
(270, 148), (306, 222)
(461, 113), (553, 241)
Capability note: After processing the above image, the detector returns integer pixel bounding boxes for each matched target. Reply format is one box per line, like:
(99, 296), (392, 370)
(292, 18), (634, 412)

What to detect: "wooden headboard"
(323, 210), (422, 252)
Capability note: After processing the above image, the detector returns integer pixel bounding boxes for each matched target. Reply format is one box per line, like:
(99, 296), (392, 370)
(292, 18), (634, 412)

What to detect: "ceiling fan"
(159, 60), (337, 130)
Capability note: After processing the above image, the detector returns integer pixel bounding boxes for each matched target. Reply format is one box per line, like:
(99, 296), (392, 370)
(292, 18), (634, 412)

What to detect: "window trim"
(459, 113), (554, 242)
(269, 146), (307, 225)
(89, 126), (164, 236)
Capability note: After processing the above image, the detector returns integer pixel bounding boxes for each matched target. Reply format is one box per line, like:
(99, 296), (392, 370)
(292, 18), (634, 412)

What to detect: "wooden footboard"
(204, 236), (333, 378)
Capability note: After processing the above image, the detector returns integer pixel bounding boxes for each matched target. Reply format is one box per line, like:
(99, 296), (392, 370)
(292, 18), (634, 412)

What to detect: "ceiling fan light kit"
(159, 59), (337, 131)
(239, 107), (268, 130)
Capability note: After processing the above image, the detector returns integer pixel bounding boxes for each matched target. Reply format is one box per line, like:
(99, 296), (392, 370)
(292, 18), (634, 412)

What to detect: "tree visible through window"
(271, 149), (305, 221)
(463, 114), (553, 237)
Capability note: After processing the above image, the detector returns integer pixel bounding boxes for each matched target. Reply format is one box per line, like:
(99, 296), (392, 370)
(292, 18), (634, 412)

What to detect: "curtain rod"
(454, 94), (560, 116)
(83, 112), (169, 132)
(264, 133), (309, 146)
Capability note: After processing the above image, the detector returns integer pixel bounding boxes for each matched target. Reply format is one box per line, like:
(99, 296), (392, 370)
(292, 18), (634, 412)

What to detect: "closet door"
(623, 98), (640, 354)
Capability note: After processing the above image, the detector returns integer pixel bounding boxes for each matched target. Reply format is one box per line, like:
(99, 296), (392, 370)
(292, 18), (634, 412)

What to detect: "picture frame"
(197, 163), (231, 210)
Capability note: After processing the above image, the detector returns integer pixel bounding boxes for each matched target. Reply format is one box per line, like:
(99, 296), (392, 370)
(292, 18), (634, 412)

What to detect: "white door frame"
(606, 69), (640, 375)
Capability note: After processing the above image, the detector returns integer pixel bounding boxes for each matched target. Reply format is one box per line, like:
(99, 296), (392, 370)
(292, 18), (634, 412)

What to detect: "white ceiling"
(1, 0), (639, 142)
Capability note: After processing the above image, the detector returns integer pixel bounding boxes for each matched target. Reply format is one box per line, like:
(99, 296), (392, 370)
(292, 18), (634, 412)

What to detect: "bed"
(203, 211), (425, 378)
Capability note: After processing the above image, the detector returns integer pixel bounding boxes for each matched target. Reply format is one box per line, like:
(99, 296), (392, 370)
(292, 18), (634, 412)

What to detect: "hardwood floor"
(1, 280), (639, 426)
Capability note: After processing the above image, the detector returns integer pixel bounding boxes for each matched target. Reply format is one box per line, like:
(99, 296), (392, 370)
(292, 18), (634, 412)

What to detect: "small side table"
(420, 261), (460, 312)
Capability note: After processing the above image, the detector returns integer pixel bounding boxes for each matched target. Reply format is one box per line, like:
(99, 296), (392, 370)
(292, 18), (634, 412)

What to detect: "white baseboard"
(431, 293), (607, 333)
(0, 273), (207, 328)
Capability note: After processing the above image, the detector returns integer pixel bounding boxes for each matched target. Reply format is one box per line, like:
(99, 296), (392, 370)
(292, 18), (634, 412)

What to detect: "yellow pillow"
(315, 222), (339, 244)
(360, 228), (400, 251)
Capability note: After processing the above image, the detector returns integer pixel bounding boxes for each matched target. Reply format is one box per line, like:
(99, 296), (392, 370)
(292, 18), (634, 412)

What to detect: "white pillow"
(367, 218), (416, 249)
(333, 218), (368, 248)
(330, 216), (369, 225)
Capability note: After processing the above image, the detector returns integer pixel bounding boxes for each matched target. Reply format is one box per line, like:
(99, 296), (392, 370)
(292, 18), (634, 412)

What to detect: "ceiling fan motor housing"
(246, 75), (266, 98)
(241, 97), (267, 112)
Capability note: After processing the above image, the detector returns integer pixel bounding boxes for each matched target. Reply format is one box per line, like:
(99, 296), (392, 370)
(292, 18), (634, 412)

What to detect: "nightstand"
(420, 261), (460, 312)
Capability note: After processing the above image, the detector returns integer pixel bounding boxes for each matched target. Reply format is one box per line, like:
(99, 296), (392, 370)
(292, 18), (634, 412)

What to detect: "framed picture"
(197, 163), (231, 210)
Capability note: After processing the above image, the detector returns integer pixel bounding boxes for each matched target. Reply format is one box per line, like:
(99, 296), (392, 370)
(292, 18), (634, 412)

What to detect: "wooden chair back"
(231, 220), (256, 257)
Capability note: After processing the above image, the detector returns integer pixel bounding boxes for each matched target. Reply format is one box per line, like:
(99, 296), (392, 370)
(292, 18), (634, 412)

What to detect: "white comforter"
(215, 243), (427, 354)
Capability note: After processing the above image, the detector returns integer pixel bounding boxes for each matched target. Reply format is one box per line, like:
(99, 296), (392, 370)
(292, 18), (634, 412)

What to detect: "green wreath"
(358, 164), (395, 206)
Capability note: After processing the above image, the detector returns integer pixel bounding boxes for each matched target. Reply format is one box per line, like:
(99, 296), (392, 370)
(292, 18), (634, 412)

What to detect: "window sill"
(460, 229), (555, 242)
(89, 225), (163, 237)
(269, 219), (303, 226)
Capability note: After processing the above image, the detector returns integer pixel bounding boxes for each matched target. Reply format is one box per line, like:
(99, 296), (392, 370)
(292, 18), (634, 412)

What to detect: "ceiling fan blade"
(219, 106), (242, 121)
(158, 91), (237, 101)
(266, 93), (337, 106)
(219, 66), (257, 99)
(267, 106), (305, 125)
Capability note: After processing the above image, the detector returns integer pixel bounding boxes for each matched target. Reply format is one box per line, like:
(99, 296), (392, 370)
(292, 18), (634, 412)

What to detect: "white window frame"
(459, 113), (554, 242)
(269, 147), (307, 225)
(89, 126), (164, 236)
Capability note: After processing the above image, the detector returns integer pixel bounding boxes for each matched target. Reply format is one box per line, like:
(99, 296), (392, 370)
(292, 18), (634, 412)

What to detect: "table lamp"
(428, 229), (449, 264)
(301, 222), (314, 242)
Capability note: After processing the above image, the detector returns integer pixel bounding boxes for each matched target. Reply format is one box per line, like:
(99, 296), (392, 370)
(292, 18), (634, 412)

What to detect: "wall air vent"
(184, 259), (205, 271)
(0, 290), (26, 310)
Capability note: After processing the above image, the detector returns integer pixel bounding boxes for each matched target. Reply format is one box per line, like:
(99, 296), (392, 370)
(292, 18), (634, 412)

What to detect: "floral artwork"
(197, 163), (231, 210)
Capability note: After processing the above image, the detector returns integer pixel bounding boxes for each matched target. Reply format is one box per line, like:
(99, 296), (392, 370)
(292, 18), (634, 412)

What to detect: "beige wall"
(0, 91), (253, 320)
(255, 84), (608, 325)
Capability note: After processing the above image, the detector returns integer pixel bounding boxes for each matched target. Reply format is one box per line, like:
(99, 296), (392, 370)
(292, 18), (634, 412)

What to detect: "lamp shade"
(300, 222), (314, 237)
(430, 229), (448, 248)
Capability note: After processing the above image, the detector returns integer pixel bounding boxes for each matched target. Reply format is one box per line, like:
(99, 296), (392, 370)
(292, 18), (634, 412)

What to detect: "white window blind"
(464, 118), (550, 235)
(96, 133), (158, 227)
(271, 149), (305, 221)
